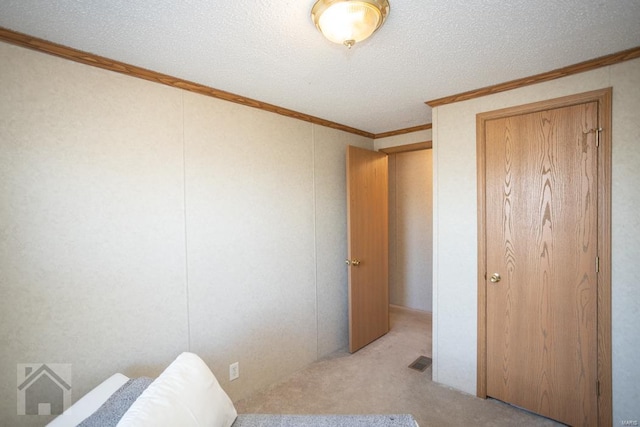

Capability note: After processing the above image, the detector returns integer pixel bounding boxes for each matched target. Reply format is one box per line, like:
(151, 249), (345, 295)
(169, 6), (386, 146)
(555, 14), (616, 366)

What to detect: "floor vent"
(408, 356), (432, 372)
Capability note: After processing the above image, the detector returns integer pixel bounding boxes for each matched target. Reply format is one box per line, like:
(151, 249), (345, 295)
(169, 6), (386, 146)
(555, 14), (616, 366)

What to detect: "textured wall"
(388, 150), (433, 311)
(609, 59), (640, 425)
(0, 41), (373, 426)
(182, 92), (318, 399)
(432, 58), (640, 424)
(0, 42), (190, 427)
(313, 125), (372, 357)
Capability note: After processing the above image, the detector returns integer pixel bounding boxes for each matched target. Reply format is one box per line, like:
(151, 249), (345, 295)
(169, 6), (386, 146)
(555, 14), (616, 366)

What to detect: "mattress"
(48, 377), (420, 427)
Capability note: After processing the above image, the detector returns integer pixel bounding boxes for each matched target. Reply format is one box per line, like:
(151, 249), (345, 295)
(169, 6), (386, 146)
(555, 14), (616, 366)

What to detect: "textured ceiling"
(1, 0), (639, 134)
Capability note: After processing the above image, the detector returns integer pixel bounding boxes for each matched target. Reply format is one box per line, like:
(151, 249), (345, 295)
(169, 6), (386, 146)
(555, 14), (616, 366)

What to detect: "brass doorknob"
(490, 273), (501, 283)
(345, 259), (361, 266)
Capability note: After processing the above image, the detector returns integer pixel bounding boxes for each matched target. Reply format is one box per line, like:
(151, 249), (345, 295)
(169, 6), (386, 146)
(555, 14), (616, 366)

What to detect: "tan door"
(346, 145), (389, 353)
(484, 102), (599, 425)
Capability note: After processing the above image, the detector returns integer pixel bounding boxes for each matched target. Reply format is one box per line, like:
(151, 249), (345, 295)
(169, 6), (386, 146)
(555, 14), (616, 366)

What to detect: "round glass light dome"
(312, 0), (390, 48)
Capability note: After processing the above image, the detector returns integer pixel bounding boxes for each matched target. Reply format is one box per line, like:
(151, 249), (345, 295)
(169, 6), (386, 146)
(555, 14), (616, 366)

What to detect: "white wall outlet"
(229, 362), (239, 381)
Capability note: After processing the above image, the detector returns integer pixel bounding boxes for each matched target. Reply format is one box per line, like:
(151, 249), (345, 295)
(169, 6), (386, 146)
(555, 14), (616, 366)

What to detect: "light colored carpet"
(235, 306), (561, 426)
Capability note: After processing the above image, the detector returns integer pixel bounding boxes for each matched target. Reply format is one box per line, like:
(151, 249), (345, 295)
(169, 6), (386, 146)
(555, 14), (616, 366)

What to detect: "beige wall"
(432, 58), (640, 424)
(0, 41), (372, 426)
(388, 150), (433, 312)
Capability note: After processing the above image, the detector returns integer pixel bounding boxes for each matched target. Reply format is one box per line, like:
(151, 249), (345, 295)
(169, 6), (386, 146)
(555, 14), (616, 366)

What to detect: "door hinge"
(584, 127), (603, 147)
(597, 380), (601, 396)
(596, 256), (600, 273)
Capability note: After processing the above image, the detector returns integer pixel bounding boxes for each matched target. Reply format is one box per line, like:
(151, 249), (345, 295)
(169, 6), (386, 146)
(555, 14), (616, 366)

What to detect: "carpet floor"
(235, 305), (561, 426)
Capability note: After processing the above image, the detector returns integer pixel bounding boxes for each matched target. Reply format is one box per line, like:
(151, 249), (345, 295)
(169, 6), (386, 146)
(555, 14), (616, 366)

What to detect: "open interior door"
(346, 145), (389, 353)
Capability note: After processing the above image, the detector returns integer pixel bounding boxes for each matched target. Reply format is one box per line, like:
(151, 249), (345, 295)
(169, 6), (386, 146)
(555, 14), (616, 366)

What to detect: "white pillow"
(117, 352), (237, 427)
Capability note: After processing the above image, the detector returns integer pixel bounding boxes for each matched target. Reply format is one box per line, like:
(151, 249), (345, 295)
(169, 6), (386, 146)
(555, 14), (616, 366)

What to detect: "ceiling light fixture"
(311, 0), (390, 48)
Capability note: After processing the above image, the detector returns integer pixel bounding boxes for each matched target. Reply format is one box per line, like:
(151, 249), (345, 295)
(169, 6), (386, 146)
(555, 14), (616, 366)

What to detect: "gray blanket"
(77, 377), (154, 427)
(232, 414), (417, 427)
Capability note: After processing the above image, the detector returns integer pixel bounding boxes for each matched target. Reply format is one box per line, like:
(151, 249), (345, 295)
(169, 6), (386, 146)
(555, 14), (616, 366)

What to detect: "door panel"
(485, 103), (598, 425)
(346, 145), (389, 353)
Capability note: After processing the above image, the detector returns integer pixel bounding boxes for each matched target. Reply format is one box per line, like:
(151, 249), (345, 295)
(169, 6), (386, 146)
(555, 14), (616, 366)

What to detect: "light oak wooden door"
(484, 102), (599, 426)
(346, 145), (389, 353)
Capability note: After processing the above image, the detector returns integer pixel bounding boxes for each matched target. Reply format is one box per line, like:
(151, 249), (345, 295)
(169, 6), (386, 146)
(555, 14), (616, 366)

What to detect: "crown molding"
(0, 26), (376, 139)
(426, 46), (640, 107)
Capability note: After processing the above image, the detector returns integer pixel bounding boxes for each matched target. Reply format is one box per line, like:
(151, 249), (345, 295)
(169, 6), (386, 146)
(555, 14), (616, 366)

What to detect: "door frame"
(476, 88), (612, 425)
(379, 140), (432, 155)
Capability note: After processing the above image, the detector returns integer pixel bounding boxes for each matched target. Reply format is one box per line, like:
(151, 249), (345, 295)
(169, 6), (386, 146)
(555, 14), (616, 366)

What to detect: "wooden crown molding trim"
(379, 141), (431, 155)
(0, 26), (375, 139)
(374, 123), (432, 139)
(426, 46), (640, 107)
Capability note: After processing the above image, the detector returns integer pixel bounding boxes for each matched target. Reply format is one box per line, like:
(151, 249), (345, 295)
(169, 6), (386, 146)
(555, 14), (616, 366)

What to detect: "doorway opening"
(381, 141), (433, 372)
(346, 142), (433, 356)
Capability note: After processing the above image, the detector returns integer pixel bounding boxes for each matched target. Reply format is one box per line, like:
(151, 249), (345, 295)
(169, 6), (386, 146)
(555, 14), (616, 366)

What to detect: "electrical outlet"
(229, 362), (239, 381)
